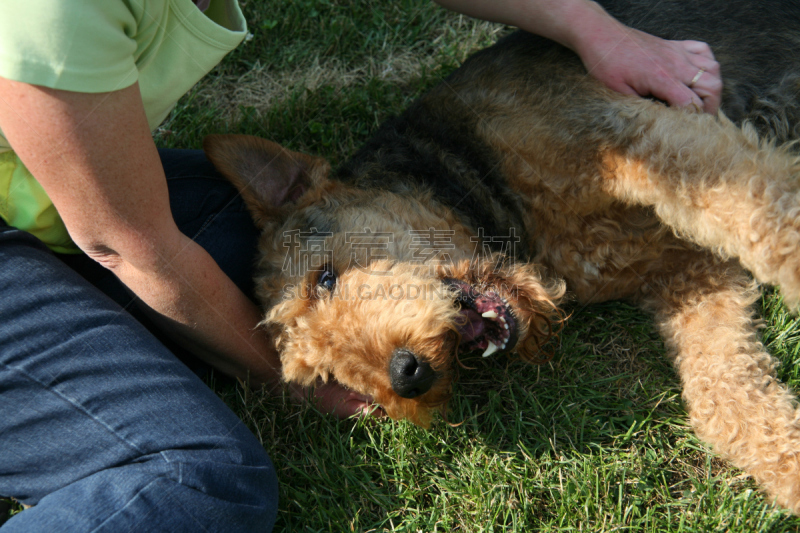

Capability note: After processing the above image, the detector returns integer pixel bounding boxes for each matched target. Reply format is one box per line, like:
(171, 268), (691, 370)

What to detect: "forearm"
(0, 78), (282, 389)
(432, 0), (622, 54)
(111, 234), (282, 389)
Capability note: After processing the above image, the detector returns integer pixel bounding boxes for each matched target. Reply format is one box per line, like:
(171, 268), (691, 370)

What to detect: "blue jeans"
(0, 150), (278, 532)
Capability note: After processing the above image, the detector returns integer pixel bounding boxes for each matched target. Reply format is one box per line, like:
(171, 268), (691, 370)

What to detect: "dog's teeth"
(499, 317), (506, 323)
(482, 341), (500, 357)
(482, 310), (498, 319)
(504, 323), (508, 330)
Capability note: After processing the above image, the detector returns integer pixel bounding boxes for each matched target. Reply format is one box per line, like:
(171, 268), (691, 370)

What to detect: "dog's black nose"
(389, 349), (436, 399)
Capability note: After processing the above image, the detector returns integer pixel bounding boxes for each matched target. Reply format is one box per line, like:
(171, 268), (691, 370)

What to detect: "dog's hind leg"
(600, 105), (800, 306)
(641, 255), (800, 512)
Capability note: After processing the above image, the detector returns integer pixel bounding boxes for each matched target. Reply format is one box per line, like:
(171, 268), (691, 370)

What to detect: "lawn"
(15, 1), (800, 531)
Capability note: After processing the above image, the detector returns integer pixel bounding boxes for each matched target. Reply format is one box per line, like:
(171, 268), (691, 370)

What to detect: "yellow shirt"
(0, 0), (246, 253)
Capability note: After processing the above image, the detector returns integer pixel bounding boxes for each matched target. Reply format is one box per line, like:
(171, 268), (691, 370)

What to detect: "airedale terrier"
(205, 0), (800, 513)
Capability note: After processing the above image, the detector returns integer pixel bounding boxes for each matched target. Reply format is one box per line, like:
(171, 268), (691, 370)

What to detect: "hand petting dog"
(574, 23), (722, 114)
(435, 0), (722, 113)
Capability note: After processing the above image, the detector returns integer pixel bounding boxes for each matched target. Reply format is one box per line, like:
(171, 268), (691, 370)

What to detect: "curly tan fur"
(205, 0), (800, 513)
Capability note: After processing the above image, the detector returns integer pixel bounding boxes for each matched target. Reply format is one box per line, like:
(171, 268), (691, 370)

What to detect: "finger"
(682, 61), (722, 114)
(346, 403), (387, 427)
(685, 53), (721, 79)
(340, 398), (386, 420)
(674, 52), (722, 114)
(359, 403), (387, 419)
(649, 78), (705, 112)
(340, 398), (378, 418)
(609, 81), (639, 96)
(693, 75), (723, 114)
(679, 39), (716, 61)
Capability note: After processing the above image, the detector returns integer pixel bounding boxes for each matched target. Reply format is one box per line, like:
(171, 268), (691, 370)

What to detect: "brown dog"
(204, 0), (800, 512)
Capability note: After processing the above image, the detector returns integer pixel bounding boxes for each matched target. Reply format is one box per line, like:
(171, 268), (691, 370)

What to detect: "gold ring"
(689, 68), (705, 87)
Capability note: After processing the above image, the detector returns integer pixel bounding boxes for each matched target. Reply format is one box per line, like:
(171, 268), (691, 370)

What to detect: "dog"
(204, 0), (800, 513)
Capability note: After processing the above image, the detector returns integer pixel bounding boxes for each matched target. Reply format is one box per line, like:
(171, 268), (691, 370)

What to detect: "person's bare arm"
(0, 77), (285, 387)
(434, 0), (722, 113)
(0, 77), (380, 417)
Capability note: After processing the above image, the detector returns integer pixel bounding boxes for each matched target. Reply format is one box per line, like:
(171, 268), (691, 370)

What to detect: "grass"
(9, 0), (792, 531)
(216, 295), (800, 531)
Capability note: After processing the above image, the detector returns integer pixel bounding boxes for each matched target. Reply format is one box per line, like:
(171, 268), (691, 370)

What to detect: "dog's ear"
(203, 134), (330, 227)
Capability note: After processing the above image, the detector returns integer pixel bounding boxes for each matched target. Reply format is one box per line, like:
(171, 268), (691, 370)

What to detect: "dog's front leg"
(601, 106), (800, 306)
(642, 259), (800, 513)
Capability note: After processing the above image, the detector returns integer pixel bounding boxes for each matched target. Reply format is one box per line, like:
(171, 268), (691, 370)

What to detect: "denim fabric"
(0, 150), (277, 532)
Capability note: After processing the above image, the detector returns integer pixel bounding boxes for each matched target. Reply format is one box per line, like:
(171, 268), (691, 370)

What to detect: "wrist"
(547, 0), (624, 57)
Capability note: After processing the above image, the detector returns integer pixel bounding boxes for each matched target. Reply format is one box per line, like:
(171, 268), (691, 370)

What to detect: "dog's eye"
(318, 268), (336, 291)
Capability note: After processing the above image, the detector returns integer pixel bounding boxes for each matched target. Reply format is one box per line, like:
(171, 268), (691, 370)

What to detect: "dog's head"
(205, 135), (565, 426)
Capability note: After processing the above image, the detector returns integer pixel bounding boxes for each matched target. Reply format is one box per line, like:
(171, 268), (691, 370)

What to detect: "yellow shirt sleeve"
(0, 0), (246, 252)
(0, 0), (139, 93)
